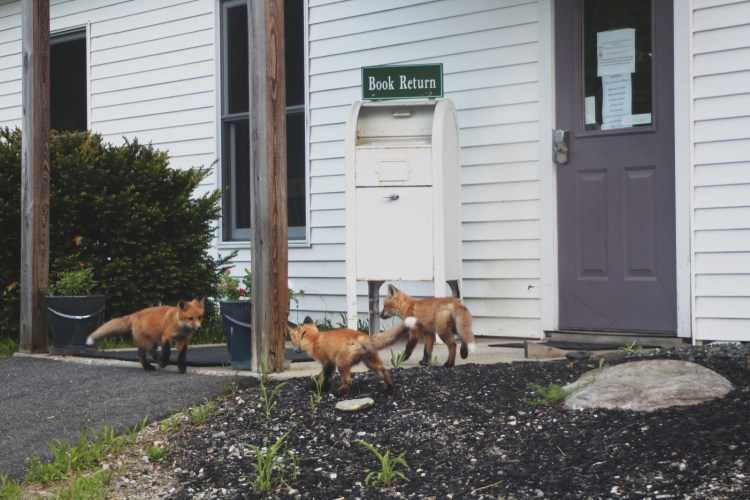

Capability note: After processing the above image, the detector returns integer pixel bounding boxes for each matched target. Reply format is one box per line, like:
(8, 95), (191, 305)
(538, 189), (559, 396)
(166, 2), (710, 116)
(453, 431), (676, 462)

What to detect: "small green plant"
(260, 379), (288, 421)
(522, 382), (574, 407)
(0, 336), (17, 358)
(695, 344), (717, 360)
(619, 340), (643, 355)
(357, 439), (409, 488)
(390, 349), (407, 369)
(44, 266), (97, 296)
(160, 415), (183, 434)
(53, 468), (112, 500)
(187, 398), (218, 425)
(246, 430), (291, 493)
(422, 356), (439, 367)
(308, 374), (325, 418)
(147, 445), (168, 462)
(25, 422), (139, 484)
(586, 356), (606, 370)
(0, 474), (22, 499)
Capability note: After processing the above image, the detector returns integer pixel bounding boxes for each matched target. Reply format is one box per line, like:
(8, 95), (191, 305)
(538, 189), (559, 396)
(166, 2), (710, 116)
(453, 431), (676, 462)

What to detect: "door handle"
(553, 129), (569, 165)
(383, 193), (400, 201)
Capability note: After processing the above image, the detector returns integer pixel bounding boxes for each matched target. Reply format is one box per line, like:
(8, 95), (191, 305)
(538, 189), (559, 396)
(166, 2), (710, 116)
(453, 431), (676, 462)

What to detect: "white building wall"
(691, 0), (750, 341)
(304, 0), (544, 337)
(0, 0), (547, 338)
(0, 0), (216, 174)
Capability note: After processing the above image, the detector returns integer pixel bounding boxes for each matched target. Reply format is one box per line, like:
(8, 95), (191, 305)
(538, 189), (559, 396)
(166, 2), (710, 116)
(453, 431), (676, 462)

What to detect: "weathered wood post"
(248, 0), (288, 372)
(19, 0), (51, 353)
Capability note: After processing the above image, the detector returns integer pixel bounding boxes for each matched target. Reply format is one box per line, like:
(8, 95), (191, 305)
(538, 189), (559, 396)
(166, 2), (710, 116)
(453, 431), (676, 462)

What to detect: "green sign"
(362, 64), (443, 100)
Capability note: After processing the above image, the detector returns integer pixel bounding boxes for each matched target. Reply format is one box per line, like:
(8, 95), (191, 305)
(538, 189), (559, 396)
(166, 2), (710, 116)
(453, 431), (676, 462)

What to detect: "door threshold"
(546, 330), (686, 348)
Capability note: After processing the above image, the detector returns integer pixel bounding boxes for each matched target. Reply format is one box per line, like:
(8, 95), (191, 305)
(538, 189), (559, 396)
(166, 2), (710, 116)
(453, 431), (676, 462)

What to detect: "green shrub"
(0, 128), (233, 340)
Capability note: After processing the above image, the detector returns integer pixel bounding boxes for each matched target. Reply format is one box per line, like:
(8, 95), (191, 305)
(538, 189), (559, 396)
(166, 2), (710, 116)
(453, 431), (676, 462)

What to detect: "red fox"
(380, 284), (476, 367)
(287, 316), (417, 396)
(86, 298), (205, 373)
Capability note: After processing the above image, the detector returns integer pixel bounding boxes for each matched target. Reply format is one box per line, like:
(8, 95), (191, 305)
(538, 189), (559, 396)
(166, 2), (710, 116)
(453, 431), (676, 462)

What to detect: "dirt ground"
(149, 343), (749, 499)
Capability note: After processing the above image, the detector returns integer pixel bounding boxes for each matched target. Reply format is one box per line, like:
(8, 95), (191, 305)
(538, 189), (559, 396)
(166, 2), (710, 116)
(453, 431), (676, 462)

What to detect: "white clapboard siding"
(295, 0), (545, 335)
(692, 0), (750, 341)
(0, 0), (216, 174)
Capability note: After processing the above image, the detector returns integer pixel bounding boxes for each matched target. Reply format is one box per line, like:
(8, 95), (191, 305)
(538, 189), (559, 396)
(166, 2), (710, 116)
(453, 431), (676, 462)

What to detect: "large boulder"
(564, 360), (733, 412)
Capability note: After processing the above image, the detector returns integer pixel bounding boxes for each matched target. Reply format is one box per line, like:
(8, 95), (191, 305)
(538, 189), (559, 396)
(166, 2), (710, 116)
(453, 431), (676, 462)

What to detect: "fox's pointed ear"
(197, 297), (206, 306)
(178, 300), (187, 310)
(387, 284), (398, 297)
(303, 316), (314, 325)
(287, 320), (297, 329)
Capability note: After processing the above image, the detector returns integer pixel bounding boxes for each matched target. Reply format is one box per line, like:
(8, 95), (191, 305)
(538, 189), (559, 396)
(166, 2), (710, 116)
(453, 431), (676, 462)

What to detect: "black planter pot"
(45, 295), (105, 354)
(219, 300), (252, 370)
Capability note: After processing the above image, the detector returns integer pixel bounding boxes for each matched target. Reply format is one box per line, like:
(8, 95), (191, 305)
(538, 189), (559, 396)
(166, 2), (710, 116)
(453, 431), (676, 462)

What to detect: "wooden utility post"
(248, 0), (288, 372)
(19, 0), (51, 353)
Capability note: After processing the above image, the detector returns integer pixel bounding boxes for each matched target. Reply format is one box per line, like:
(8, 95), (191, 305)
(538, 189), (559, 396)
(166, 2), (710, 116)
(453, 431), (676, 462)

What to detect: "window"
(51, 29), (87, 132)
(220, 0), (307, 241)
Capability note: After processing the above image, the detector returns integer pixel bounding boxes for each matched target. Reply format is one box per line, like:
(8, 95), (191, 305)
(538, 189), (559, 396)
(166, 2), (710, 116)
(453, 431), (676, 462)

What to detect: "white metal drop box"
(345, 98), (462, 331)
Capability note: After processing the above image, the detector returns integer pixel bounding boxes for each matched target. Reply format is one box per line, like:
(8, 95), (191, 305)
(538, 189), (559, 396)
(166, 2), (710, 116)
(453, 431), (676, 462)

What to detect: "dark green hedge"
(0, 128), (233, 339)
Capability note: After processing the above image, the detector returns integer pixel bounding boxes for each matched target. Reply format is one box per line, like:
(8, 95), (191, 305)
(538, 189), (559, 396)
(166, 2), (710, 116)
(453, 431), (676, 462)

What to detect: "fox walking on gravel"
(380, 284), (476, 367)
(86, 298), (205, 373)
(287, 316), (418, 396)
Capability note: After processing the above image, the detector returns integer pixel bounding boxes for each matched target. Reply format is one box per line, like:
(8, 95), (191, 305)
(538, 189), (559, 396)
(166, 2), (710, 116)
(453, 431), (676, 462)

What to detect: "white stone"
(335, 397), (375, 412)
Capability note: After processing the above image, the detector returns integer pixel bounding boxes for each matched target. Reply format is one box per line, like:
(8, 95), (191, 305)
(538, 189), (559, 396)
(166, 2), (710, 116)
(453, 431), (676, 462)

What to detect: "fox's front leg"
(158, 341), (171, 368)
(176, 339), (189, 373)
(312, 362), (335, 391)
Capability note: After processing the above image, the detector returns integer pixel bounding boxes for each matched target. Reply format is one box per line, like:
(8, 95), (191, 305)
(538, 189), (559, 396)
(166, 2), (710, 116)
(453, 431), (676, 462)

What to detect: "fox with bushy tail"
(287, 316), (418, 396)
(380, 284), (476, 367)
(86, 298), (205, 373)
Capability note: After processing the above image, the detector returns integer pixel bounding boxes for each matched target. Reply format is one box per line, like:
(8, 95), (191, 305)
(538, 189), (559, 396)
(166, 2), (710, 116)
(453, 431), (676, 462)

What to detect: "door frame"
(537, 0), (692, 339)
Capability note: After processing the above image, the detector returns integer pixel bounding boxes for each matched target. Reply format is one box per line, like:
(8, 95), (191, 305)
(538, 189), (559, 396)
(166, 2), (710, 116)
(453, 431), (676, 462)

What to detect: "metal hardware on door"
(553, 129), (570, 164)
(383, 193), (400, 201)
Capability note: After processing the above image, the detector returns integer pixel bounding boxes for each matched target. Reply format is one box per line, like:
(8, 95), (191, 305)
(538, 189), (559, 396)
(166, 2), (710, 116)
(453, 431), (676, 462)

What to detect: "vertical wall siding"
(692, 0), (750, 341)
(306, 0), (542, 337)
(0, 0), (216, 173)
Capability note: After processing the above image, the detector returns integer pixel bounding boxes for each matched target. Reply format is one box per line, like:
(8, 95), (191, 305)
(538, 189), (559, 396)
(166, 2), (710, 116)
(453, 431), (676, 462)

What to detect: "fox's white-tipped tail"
(467, 342), (477, 353)
(404, 316), (418, 328)
(86, 336), (96, 346)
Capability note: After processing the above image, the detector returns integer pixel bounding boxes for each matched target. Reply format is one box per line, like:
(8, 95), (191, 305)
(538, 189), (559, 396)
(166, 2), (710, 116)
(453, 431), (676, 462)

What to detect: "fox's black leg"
(159, 341), (171, 368)
(460, 341), (469, 359)
(149, 344), (161, 364)
(176, 342), (188, 373)
(137, 346), (155, 371)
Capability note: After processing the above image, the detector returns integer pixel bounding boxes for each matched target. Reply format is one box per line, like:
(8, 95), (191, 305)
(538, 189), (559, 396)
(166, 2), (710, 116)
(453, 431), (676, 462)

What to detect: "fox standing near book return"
(86, 298), (205, 374)
(380, 284), (476, 367)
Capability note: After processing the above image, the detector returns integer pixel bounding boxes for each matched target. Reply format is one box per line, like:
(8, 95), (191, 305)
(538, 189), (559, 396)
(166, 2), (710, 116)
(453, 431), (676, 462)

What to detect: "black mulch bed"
(167, 344), (749, 499)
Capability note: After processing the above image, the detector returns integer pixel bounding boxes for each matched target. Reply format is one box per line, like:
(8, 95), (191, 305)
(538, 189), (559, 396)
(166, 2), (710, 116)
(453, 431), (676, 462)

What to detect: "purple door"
(554, 0), (676, 332)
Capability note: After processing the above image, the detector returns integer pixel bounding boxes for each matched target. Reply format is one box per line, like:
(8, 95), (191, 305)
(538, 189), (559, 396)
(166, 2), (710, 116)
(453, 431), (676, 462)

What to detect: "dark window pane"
(226, 4), (249, 114)
(51, 33), (87, 131)
(227, 119), (250, 230)
(287, 109), (306, 230)
(285, 0), (304, 106)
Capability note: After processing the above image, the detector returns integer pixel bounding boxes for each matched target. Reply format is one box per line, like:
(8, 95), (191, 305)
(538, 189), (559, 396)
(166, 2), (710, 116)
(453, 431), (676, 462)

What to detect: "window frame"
(219, 0), (309, 244)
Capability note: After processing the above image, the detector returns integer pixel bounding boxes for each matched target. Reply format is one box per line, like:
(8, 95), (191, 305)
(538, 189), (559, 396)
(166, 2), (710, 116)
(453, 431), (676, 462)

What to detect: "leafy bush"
(0, 128), (233, 340)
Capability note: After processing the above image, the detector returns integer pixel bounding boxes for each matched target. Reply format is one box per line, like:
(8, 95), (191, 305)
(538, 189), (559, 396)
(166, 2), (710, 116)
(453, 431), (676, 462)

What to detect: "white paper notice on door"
(597, 28), (635, 77)
(602, 73), (632, 129)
